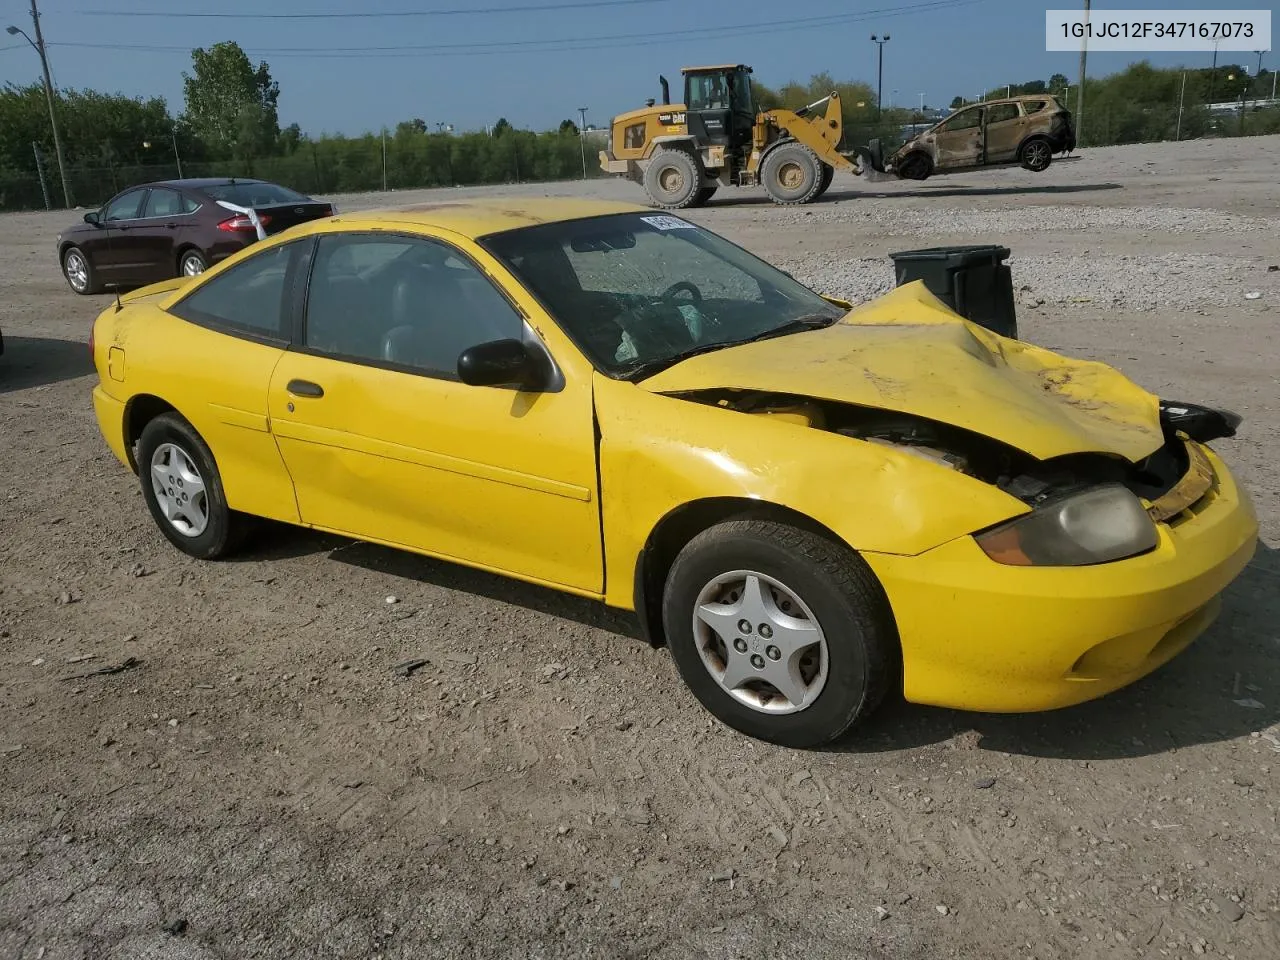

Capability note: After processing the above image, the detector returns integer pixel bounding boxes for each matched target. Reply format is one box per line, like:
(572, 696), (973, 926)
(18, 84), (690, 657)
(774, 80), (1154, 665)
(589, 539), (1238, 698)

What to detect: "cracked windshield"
(484, 213), (842, 377)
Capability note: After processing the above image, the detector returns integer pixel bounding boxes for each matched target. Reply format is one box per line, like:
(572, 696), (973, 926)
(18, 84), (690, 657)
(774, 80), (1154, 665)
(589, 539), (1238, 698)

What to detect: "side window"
(304, 234), (524, 379)
(170, 241), (298, 340)
(1023, 100), (1048, 114)
(143, 188), (183, 218)
(941, 107), (982, 132)
(103, 190), (145, 222)
(180, 194), (202, 214)
(623, 123), (646, 149)
(986, 103), (1020, 124)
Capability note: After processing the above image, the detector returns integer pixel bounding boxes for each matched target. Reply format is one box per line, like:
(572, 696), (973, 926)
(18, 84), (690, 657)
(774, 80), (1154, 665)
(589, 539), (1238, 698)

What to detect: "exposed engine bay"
(671, 389), (1237, 515)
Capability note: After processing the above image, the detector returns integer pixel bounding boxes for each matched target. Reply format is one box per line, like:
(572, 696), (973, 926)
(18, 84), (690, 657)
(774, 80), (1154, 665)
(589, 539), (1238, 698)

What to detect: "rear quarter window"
(1023, 100), (1049, 114)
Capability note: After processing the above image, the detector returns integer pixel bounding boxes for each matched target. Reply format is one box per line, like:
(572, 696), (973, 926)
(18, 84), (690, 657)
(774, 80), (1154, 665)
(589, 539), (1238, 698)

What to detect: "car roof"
(319, 197), (651, 239)
(150, 177), (268, 189)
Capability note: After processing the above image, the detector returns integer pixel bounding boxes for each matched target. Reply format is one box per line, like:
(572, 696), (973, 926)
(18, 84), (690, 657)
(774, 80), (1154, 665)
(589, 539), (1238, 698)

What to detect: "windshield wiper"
(621, 312), (842, 382)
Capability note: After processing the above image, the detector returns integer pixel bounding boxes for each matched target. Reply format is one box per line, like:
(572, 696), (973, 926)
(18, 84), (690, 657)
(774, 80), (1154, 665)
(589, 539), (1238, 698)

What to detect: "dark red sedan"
(56, 178), (334, 295)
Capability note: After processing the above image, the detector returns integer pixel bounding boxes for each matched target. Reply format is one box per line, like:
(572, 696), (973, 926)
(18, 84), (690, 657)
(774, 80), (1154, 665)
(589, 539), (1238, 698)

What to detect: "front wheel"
(761, 143), (824, 205)
(136, 412), (248, 560)
(1019, 137), (1053, 172)
(661, 519), (898, 748)
(643, 149), (704, 209)
(62, 246), (101, 295)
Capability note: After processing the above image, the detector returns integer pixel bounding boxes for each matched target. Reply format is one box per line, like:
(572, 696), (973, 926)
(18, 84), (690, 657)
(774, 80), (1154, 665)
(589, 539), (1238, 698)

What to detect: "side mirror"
(457, 338), (542, 389)
(83, 211), (100, 226)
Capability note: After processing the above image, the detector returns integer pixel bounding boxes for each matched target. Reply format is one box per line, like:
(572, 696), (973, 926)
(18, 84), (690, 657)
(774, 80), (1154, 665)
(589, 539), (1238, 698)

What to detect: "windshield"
(481, 213), (843, 378)
(201, 181), (309, 206)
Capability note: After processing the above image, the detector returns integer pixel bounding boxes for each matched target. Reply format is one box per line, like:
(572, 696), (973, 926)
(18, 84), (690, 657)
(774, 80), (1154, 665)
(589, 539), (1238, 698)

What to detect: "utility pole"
(577, 106), (589, 179)
(381, 128), (387, 192)
(7, 0), (72, 206)
(871, 35), (890, 117)
(171, 127), (183, 178)
(1175, 71), (1187, 140)
(1076, 0), (1090, 147)
(1208, 40), (1219, 105)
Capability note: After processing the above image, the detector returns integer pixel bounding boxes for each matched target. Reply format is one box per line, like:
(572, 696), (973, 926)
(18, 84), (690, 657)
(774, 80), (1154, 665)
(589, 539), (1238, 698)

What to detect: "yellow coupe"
(89, 199), (1258, 748)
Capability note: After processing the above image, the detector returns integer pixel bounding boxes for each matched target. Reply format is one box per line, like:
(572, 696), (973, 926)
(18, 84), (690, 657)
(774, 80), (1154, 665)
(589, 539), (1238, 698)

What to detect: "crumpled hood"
(639, 282), (1164, 463)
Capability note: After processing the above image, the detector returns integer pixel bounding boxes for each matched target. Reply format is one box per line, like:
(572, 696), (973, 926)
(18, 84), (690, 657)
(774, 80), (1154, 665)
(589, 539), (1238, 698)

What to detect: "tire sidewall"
(662, 529), (879, 747)
(136, 413), (235, 559)
(1021, 138), (1052, 171)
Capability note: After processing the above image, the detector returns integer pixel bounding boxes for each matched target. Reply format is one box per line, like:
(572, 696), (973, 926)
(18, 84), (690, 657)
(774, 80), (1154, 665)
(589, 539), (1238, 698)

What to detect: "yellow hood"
(639, 283), (1164, 463)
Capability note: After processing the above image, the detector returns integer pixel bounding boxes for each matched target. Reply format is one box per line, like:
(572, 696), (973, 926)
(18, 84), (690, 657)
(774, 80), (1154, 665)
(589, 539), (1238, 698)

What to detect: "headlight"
(976, 483), (1158, 567)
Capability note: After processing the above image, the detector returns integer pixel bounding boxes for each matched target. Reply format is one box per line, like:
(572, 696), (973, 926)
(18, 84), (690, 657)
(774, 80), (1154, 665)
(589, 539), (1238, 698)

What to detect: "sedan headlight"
(976, 483), (1158, 567)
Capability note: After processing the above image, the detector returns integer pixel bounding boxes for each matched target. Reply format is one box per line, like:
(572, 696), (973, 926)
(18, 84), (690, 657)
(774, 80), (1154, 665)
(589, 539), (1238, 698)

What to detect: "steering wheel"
(661, 280), (703, 303)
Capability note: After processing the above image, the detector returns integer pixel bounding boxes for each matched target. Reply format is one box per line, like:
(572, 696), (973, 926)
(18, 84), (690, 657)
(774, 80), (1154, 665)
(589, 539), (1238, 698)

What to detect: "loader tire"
(644, 149), (704, 209)
(762, 143), (824, 205)
(688, 186), (718, 207)
(814, 164), (835, 199)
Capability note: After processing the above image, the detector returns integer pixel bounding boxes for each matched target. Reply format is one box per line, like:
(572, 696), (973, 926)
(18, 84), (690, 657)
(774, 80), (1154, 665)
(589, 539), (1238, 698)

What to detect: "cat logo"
(657, 112), (687, 126)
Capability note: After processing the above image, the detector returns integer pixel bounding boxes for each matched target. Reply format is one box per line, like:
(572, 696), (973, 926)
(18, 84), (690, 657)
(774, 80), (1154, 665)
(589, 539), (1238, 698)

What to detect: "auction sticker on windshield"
(641, 215), (696, 230)
(1046, 9), (1270, 51)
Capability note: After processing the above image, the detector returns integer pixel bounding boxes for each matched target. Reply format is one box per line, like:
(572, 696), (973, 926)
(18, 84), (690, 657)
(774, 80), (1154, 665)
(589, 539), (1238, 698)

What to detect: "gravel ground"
(2, 135), (1279, 960)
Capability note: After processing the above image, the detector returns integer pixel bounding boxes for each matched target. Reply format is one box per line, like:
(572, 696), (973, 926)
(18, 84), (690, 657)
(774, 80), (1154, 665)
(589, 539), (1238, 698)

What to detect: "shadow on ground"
(702, 182), (1124, 208)
(249, 522), (1278, 761)
(0, 336), (94, 394)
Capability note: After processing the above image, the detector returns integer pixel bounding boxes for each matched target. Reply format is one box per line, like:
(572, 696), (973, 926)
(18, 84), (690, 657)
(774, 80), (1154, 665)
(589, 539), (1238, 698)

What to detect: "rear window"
(201, 182), (308, 206)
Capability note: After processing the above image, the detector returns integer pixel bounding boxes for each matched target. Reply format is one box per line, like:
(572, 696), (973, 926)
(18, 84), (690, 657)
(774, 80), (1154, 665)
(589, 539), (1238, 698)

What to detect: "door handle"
(286, 379), (324, 398)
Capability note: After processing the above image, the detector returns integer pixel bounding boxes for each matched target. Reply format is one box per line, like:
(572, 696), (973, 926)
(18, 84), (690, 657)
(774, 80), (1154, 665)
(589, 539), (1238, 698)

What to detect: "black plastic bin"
(888, 244), (1017, 339)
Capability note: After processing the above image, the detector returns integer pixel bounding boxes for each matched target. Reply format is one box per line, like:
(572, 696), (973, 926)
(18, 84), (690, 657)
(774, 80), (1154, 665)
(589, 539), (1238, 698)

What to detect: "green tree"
(182, 41), (280, 160)
(558, 119), (579, 135)
(492, 117), (512, 137)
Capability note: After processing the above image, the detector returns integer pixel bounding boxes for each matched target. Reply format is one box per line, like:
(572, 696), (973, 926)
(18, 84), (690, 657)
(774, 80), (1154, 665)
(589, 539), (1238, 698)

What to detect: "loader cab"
(681, 64), (756, 150)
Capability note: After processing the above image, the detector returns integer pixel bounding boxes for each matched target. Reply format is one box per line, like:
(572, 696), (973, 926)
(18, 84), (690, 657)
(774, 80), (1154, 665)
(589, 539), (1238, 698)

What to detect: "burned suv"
(863, 96), (1076, 182)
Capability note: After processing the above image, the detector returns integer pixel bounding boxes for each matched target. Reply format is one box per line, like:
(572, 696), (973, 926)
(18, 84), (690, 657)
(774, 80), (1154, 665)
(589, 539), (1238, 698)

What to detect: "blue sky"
(2, 0), (1275, 135)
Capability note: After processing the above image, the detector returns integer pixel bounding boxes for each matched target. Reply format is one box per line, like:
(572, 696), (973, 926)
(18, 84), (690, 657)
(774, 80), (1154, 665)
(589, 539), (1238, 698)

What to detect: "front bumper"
(865, 444), (1258, 712)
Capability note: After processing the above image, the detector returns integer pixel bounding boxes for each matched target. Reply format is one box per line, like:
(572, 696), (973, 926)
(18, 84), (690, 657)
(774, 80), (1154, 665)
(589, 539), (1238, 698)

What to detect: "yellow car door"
(267, 230), (603, 595)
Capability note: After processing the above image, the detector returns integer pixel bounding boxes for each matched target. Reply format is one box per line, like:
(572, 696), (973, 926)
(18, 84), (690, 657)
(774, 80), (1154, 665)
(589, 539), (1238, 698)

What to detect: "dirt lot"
(2, 136), (1279, 960)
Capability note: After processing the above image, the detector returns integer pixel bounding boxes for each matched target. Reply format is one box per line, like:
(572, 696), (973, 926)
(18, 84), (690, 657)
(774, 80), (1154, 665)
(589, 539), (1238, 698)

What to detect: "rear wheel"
(643, 148), (704, 209)
(136, 413), (248, 560)
(178, 248), (207, 278)
(761, 143), (824, 205)
(661, 519), (898, 748)
(62, 246), (101, 295)
(814, 164), (835, 199)
(1019, 137), (1053, 172)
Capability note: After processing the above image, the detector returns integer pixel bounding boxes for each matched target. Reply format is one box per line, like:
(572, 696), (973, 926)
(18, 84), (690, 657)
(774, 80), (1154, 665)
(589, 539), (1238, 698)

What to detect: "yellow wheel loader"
(599, 64), (867, 208)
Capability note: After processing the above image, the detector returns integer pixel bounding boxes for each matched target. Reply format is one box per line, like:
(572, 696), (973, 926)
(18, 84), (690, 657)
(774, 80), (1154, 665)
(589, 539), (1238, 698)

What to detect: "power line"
(55, 1), (983, 58)
(78, 0), (672, 19)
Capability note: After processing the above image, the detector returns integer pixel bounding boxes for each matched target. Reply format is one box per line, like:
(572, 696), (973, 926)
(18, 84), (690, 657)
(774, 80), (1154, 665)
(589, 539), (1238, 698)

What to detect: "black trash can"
(888, 244), (1017, 339)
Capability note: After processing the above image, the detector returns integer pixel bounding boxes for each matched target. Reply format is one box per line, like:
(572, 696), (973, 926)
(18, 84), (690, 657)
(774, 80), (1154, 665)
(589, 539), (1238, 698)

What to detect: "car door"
(128, 187), (193, 283)
(161, 239), (310, 525)
(267, 231), (604, 594)
(932, 106), (984, 170)
(982, 102), (1025, 164)
(86, 188), (147, 280)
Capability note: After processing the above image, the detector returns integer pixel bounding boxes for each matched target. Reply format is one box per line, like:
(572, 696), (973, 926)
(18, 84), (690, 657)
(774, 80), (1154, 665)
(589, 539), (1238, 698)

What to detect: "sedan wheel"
(180, 251), (207, 277)
(62, 247), (99, 295)
(1020, 138), (1053, 172)
(662, 519), (898, 748)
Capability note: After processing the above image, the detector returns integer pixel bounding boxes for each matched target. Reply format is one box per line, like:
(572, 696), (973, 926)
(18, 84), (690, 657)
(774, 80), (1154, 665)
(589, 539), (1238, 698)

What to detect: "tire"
(761, 142), (824, 205)
(1019, 137), (1053, 172)
(661, 519), (897, 748)
(62, 246), (101, 295)
(643, 148), (704, 209)
(136, 412), (248, 560)
(688, 186), (718, 208)
(178, 248), (208, 278)
(814, 164), (835, 199)
(897, 152), (933, 181)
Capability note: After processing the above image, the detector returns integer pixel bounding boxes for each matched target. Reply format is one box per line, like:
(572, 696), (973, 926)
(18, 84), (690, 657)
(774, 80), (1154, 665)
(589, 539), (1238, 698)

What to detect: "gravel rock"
(1216, 897), (1245, 922)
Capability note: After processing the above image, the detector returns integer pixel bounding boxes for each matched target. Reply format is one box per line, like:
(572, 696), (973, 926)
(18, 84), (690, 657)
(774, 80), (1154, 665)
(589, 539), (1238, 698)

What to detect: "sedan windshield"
(481, 213), (844, 379)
